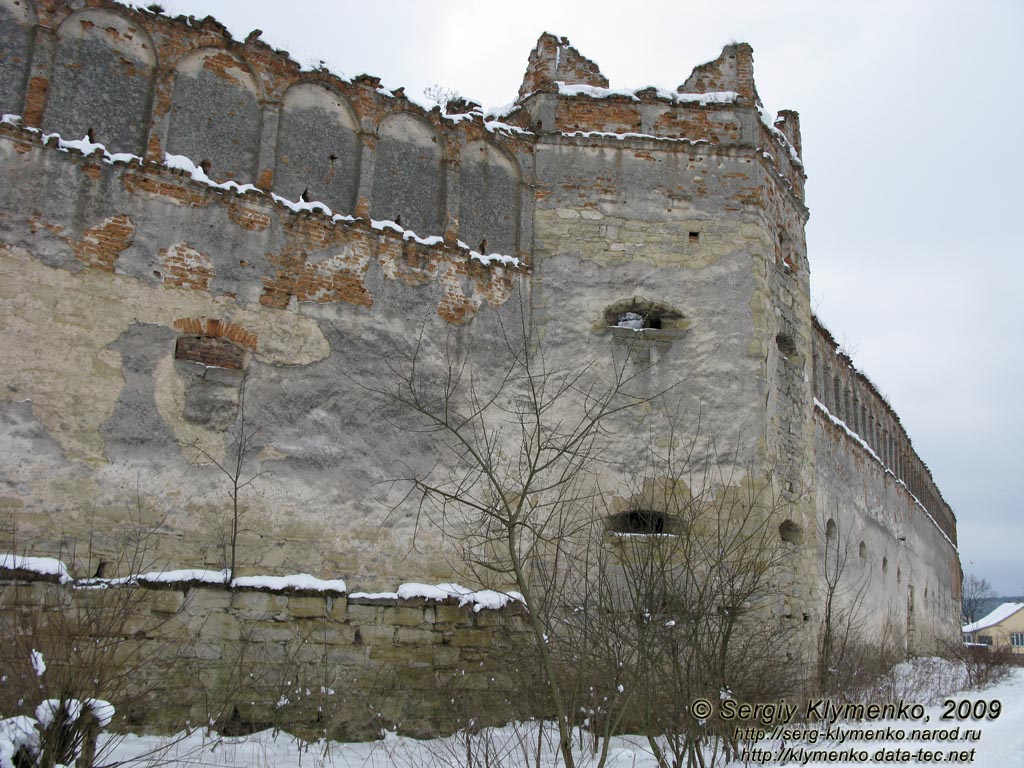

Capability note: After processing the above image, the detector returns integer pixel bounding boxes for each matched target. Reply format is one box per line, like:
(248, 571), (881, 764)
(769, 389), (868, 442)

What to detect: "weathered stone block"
(381, 605), (423, 627)
(230, 591), (289, 618)
(395, 627), (441, 646)
(357, 624), (395, 646)
(147, 589), (186, 614)
(195, 611), (241, 642)
(433, 604), (472, 626)
(329, 595), (348, 620)
(287, 596), (327, 618)
(343, 603), (379, 623)
(369, 644), (435, 665)
(448, 631), (493, 648)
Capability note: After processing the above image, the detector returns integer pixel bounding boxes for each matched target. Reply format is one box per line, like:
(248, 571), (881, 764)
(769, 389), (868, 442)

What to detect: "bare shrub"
(364, 309), (803, 768)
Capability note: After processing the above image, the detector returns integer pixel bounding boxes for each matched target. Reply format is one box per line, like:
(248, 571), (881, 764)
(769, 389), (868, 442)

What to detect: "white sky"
(151, 0), (1023, 594)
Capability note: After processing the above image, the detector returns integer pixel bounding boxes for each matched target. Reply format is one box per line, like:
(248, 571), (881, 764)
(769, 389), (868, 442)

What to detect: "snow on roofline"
(962, 602), (1024, 634)
(0, 120), (525, 272)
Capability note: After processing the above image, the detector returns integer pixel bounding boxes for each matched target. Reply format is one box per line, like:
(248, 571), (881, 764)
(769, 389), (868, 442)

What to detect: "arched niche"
(779, 519), (803, 545)
(458, 140), (520, 255)
(370, 112), (443, 236)
(275, 81), (360, 214)
(42, 8), (155, 154)
(0, 0), (35, 115)
(166, 47), (261, 183)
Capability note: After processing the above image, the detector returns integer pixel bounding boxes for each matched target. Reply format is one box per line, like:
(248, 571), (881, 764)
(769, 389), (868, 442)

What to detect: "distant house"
(962, 602), (1024, 652)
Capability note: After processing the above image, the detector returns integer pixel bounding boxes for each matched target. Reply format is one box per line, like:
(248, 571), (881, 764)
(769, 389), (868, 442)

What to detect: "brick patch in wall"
(175, 335), (245, 369)
(173, 317), (258, 350)
(68, 214), (135, 272)
(24, 75), (48, 127)
(123, 173), (209, 206)
(160, 242), (214, 290)
(228, 203), (271, 231)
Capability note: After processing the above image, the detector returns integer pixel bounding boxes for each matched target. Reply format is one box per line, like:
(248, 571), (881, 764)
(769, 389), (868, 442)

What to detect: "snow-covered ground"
(88, 662), (1024, 767)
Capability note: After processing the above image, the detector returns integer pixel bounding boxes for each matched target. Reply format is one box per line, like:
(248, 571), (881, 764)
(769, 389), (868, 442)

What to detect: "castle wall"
(811, 320), (956, 545)
(0, 126), (525, 588)
(811, 321), (960, 650)
(0, 573), (530, 740)
(0, 0), (964, 737)
(5, 0), (533, 255)
(0, 0), (35, 117)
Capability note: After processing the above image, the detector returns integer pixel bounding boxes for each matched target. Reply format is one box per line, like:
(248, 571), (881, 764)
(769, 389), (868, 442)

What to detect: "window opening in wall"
(882, 556), (888, 574)
(175, 335), (247, 370)
(616, 312), (660, 330)
(825, 519), (837, 541)
(776, 333), (797, 358)
(689, 231), (700, 242)
(779, 519), (803, 544)
(897, 566), (902, 583)
(603, 299), (684, 332)
(858, 541), (867, 560)
(1011, 633), (1024, 647)
(607, 509), (668, 535)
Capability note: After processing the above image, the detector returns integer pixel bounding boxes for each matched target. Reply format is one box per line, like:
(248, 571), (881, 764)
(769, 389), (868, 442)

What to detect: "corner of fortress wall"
(0, 0), (961, 733)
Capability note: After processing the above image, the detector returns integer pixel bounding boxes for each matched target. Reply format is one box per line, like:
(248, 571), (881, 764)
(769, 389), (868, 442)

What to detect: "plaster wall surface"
(0, 0), (963, 735)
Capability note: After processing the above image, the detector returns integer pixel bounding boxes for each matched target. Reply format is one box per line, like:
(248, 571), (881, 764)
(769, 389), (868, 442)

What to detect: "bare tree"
(0, 509), (190, 768)
(961, 574), (995, 626)
(366, 313), (801, 768)
(555, 411), (797, 768)
(363, 313), (656, 768)
(186, 373), (264, 582)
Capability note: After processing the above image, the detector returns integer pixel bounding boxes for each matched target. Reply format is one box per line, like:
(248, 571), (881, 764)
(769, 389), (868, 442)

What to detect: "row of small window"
(976, 633), (1024, 646)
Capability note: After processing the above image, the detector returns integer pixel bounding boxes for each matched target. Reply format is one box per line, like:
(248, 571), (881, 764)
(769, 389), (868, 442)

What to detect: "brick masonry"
(0, 0), (961, 738)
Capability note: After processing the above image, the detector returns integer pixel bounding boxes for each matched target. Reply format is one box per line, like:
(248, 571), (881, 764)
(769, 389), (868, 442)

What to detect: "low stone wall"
(0, 573), (533, 740)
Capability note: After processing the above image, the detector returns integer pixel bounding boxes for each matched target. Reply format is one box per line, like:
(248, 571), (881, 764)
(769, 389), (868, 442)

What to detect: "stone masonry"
(0, 0), (961, 736)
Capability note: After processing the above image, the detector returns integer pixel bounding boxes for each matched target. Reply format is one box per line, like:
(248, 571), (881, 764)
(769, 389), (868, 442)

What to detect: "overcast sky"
(151, 0), (1023, 595)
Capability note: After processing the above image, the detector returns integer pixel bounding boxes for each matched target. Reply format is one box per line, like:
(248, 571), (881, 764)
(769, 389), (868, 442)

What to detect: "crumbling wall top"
(517, 32), (609, 101)
(678, 42), (759, 104)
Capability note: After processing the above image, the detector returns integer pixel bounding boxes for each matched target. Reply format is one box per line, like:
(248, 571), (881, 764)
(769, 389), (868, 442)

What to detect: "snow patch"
(561, 129), (710, 146)
(29, 650), (45, 678)
(556, 82), (739, 106)
(163, 153), (259, 194)
(371, 219), (444, 246)
(483, 120), (534, 137)
(270, 192), (332, 217)
(456, 239), (520, 267)
(232, 574), (347, 593)
(0, 716), (39, 754)
(349, 582), (524, 612)
(756, 102), (803, 168)
(36, 698), (82, 729)
(0, 553), (72, 583)
(81, 568), (232, 587)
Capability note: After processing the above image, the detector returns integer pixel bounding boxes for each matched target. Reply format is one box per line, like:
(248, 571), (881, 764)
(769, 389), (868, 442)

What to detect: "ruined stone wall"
(0, 124), (524, 588)
(0, 0), (532, 255)
(811, 320), (956, 545)
(811, 320), (960, 649)
(0, 572), (530, 740)
(0, 0), (963, 727)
